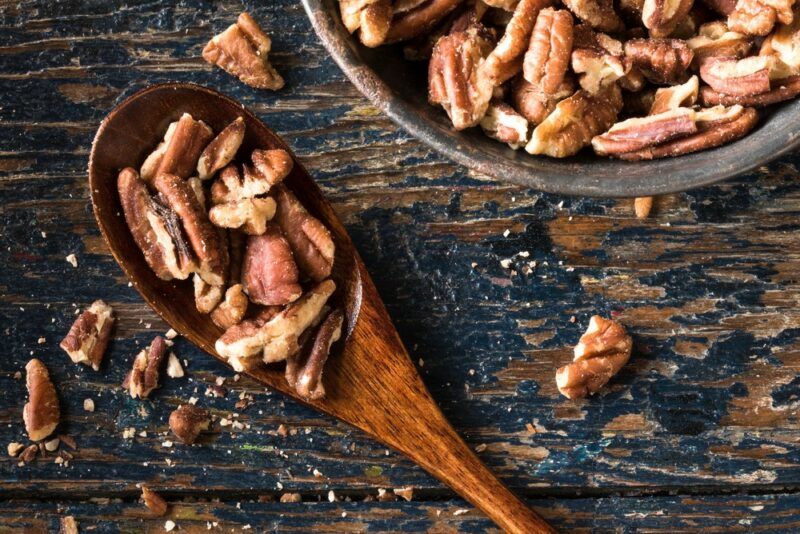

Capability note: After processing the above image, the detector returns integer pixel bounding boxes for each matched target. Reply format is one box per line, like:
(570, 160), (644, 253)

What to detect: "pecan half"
(686, 21), (753, 64)
(592, 107), (697, 155)
(194, 274), (224, 314)
(202, 12), (284, 90)
(216, 280), (336, 370)
(642, 0), (695, 37)
(479, 101), (530, 148)
(386, 0), (465, 43)
(273, 185), (335, 282)
(649, 74), (699, 113)
(141, 486), (169, 516)
(728, 0), (793, 36)
(290, 309), (345, 401)
(209, 197), (276, 235)
(555, 316), (632, 399)
(23, 359), (60, 441)
(197, 117), (245, 181)
(118, 168), (195, 281)
(699, 55), (772, 95)
(700, 73), (800, 104)
(512, 75), (575, 124)
(428, 23), (496, 129)
(340, 0), (393, 47)
(60, 300), (114, 371)
(480, 0), (548, 86)
(211, 284), (249, 329)
(169, 404), (210, 444)
(526, 84), (623, 156)
(140, 113), (214, 183)
(211, 149), (292, 204)
(523, 8), (574, 94)
(562, 0), (625, 31)
(122, 336), (168, 399)
(242, 224), (303, 306)
(571, 45), (629, 93)
(153, 173), (229, 287)
(624, 38), (693, 84)
(617, 105), (758, 159)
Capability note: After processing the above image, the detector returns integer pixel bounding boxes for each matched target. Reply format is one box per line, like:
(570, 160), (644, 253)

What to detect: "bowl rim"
(301, 0), (800, 197)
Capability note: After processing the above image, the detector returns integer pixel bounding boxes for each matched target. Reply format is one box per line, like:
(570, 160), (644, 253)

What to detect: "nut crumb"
(165, 520), (176, 532)
(60, 516), (79, 534)
(83, 398), (95, 412)
(142, 485), (169, 516)
(454, 509), (469, 516)
(37, 337), (46, 344)
(165, 328), (178, 339)
(44, 437), (60, 452)
(7, 442), (24, 457)
(280, 493), (302, 503)
(166, 353), (184, 378)
(394, 486), (414, 501)
(65, 254), (78, 268)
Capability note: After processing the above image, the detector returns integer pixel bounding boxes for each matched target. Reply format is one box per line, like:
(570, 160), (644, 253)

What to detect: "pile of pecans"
(117, 112), (342, 401)
(339, 0), (800, 159)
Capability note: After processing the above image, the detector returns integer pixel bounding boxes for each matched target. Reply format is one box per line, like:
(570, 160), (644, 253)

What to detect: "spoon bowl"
(89, 83), (554, 534)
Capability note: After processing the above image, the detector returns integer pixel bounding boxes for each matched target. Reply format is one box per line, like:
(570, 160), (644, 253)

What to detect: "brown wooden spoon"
(88, 83), (555, 534)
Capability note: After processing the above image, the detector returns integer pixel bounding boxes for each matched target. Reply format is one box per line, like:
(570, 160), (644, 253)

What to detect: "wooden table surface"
(3, 0), (800, 531)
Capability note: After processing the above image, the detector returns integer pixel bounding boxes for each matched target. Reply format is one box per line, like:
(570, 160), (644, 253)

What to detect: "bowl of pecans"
(302, 0), (800, 196)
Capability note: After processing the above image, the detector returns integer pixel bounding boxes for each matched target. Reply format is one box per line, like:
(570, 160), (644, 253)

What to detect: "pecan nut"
(202, 12), (284, 90)
(118, 168), (195, 281)
(523, 8), (575, 94)
(428, 23), (496, 129)
(168, 404), (211, 445)
(512, 76), (575, 124)
(23, 359), (60, 441)
(287, 309), (345, 401)
(649, 74), (699, 113)
(194, 274), (224, 314)
(728, 0), (794, 36)
(479, 101), (530, 148)
(60, 300), (114, 371)
(525, 84), (623, 157)
(761, 11), (800, 69)
(686, 21), (753, 64)
(211, 284), (249, 329)
(340, 0), (393, 47)
(591, 107), (697, 155)
(616, 105), (758, 159)
(480, 0), (548, 86)
(273, 185), (335, 282)
(216, 280), (336, 371)
(140, 113), (213, 183)
(211, 149), (292, 204)
(555, 316), (632, 399)
(699, 55), (772, 95)
(242, 224), (303, 306)
(122, 336), (168, 399)
(642, 0), (695, 37)
(153, 173), (229, 287)
(570, 27), (630, 93)
(197, 117), (245, 181)
(624, 38), (694, 84)
(563, 0), (625, 31)
(386, 0), (465, 43)
(700, 73), (800, 105)
(209, 197), (277, 235)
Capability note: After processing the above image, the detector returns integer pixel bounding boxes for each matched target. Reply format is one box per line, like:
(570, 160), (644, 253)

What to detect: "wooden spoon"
(88, 83), (555, 534)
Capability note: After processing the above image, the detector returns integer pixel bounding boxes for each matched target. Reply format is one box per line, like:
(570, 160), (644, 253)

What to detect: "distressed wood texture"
(3, 0), (800, 530)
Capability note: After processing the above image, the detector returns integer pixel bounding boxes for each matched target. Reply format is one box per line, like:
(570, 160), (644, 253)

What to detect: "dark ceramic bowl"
(302, 0), (800, 197)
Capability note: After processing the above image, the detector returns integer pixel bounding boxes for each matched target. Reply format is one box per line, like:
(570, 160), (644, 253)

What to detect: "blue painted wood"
(2, 0), (800, 528)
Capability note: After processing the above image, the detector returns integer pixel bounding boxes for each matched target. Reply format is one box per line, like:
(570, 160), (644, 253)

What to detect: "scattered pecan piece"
(153, 173), (229, 287)
(480, 101), (530, 148)
(480, 0), (548, 86)
(118, 168), (195, 281)
(526, 84), (623, 157)
(123, 336), (168, 399)
(21, 443), (38, 463)
(563, 0), (625, 31)
(216, 280), (336, 370)
(169, 404), (211, 445)
(242, 224), (303, 306)
(193, 274), (224, 314)
(642, 0), (696, 37)
(524, 8), (575, 94)
(699, 55), (772, 95)
(556, 316), (632, 399)
(512, 76), (575, 124)
(625, 38), (694, 84)
(141, 485), (169, 516)
(428, 23), (496, 129)
(273, 185), (336, 282)
(649, 74), (699, 113)
(617, 105), (758, 159)
(287, 309), (345, 401)
(686, 21), (752, 64)
(60, 300), (114, 371)
(211, 284), (249, 329)
(197, 117), (245, 180)
(592, 107), (697, 155)
(23, 359), (60, 441)
(203, 12), (284, 90)
(8, 442), (25, 457)
(60, 516), (79, 534)
(209, 197), (276, 235)
(386, 0), (465, 43)
(140, 113), (213, 183)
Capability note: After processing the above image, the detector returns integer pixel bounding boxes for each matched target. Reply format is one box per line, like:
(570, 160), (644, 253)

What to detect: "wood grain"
(3, 0), (800, 530)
